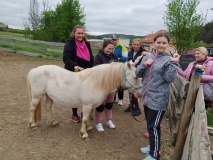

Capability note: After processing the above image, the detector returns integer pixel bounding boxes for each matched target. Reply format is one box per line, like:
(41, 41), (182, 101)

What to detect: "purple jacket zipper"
(144, 53), (158, 106)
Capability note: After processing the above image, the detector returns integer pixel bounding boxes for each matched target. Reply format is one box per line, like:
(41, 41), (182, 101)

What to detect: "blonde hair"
(132, 38), (142, 45)
(195, 47), (208, 56)
(70, 25), (87, 41)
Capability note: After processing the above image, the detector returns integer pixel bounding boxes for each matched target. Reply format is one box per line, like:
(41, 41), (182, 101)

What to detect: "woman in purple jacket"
(94, 39), (119, 132)
(178, 47), (213, 105)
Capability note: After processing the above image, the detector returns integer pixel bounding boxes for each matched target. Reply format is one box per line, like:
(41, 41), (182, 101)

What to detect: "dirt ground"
(0, 50), (177, 160)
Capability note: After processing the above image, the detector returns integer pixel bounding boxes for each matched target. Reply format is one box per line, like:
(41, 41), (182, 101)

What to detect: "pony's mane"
(80, 62), (124, 93)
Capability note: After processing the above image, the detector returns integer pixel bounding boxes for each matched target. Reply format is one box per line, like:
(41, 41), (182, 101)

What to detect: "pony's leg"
(80, 105), (93, 139)
(45, 95), (58, 126)
(85, 108), (94, 131)
(29, 96), (42, 128)
(89, 108), (94, 121)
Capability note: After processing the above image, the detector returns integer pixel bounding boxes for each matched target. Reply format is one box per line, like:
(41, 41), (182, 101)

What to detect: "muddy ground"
(0, 50), (189, 160)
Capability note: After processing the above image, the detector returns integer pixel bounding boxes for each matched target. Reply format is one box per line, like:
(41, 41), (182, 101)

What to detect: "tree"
(42, 0), (50, 12)
(196, 21), (213, 44)
(38, 0), (85, 42)
(54, 0), (85, 42)
(38, 10), (58, 41)
(0, 22), (8, 31)
(28, 0), (40, 40)
(164, 0), (205, 54)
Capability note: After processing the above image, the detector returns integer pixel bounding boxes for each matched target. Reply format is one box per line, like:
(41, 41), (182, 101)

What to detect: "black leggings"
(114, 88), (124, 100)
(72, 108), (78, 115)
(144, 106), (164, 160)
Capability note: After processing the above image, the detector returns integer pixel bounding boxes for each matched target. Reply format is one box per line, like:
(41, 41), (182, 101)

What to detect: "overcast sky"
(0, 0), (212, 36)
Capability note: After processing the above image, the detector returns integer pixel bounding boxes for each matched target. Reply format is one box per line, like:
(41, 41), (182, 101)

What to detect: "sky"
(0, 0), (212, 36)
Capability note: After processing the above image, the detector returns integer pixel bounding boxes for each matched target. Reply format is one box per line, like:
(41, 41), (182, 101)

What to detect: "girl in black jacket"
(94, 39), (118, 132)
(63, 25), (94, 123)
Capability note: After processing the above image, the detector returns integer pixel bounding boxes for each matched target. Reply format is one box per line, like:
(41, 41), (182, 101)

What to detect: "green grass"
(92, 49), (98, 54)
(207, 108), (213, 127)
(0, 31), (26, 38)
(0, 43), (62, 57)
(0, 32), (98, 57)
(0, 42), (98, 57)
(0, 37), (63, 50)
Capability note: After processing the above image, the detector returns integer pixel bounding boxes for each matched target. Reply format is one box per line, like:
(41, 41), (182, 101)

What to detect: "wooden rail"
(168, 74), (212, 160)
(0, 35), (101, 58)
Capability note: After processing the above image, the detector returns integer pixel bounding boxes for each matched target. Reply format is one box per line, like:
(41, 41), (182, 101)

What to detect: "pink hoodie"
(178, 57), (213, 86)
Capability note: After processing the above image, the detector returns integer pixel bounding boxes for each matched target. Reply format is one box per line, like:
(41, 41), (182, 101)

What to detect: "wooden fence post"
(173, 69), (203, 160)
(13, 37), (15, 50)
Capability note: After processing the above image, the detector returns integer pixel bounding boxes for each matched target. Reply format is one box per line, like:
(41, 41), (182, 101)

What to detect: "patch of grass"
(207, 108), (213, 127)
(92, 49), (98, 55)
(0, 44), (62, 57)
(0, 37), (63, 50)
(0, 31), (26, 38)
(0, 32), (98, 57)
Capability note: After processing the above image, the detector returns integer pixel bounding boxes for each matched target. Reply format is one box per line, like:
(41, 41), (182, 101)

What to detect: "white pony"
(28, 62), (142, 139)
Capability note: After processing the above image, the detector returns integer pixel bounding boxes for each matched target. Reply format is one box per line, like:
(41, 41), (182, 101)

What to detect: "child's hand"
(195, 64), (202, 70)
(171, 53), (180, 61)
(145, 59), (154, 65)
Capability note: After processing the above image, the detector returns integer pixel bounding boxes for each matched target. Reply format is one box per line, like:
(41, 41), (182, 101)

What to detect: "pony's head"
(121, 61), (142, 98)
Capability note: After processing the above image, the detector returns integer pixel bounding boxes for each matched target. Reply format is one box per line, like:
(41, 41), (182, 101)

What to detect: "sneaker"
(106, 120), (115, 129)
(132, 107), (142, 116)
(72, 114), (80, 123)
(124, 104), (132, 112)
(143, 155), (156, 160)
(118, 100), (123, 106)
(96, 123), (104, 132)
(144, 132), (150, 139)
(140, 145), (150, 153)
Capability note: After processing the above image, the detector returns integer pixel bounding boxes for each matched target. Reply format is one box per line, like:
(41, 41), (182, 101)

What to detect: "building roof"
(141, 30), (172, 44)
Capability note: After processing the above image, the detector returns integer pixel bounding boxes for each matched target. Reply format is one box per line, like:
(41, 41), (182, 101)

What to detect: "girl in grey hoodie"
(136, 32), (179, 160)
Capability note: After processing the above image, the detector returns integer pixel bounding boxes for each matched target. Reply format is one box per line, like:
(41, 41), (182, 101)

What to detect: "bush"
(207, 108), (213, 127)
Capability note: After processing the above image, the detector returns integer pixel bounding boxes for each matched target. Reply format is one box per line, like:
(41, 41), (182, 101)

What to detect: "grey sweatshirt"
(136, 53), (178, 111)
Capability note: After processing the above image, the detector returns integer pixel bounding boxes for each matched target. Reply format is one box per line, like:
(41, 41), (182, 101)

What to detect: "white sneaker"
(118, 100), (123, 106)
(96, 123), (104, 132)
(106, 120), (115, 129)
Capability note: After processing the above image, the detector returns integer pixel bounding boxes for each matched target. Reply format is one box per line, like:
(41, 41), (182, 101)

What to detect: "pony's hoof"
(47, 120), (59, 126)
(30, 122), (38, 128)
(83, 137), (90, 141)
(82, 133), (89, 140)
(79, 131), (89, 140)
(87, 125), (93, 131)
(52, 120), (59, 126)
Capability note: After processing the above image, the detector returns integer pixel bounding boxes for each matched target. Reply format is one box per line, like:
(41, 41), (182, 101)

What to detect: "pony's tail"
(27, 69), (41, 124)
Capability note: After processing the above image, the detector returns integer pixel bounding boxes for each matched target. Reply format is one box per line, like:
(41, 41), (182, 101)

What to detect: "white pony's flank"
(28, 62), (142, 139)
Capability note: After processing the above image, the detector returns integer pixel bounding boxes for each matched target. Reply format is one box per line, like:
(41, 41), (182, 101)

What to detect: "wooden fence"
(168, 74), (212, 160)
(0, 35), (102, 60)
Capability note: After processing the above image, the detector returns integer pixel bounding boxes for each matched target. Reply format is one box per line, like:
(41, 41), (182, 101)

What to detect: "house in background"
(141, 30), (177, 55)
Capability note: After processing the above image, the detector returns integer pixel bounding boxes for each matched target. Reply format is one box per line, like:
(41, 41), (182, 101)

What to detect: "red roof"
(141, 30), (173, 44)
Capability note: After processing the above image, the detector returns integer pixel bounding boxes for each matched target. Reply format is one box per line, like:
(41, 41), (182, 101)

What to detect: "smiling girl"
(136, 32), (179, 160)
(63, 25), (94, 123)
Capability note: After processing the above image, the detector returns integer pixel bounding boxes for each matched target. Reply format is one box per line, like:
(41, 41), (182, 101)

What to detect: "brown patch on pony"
(35, 101), (41, 122)
(127, 61), (131, 69)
